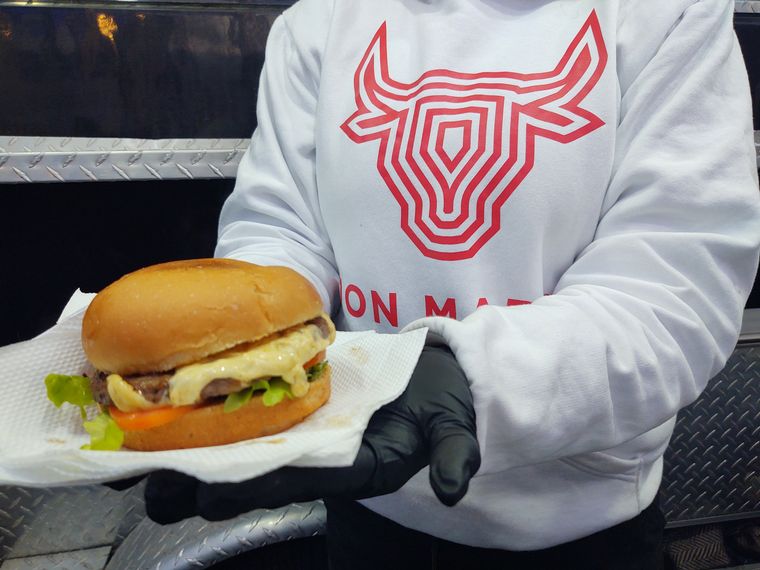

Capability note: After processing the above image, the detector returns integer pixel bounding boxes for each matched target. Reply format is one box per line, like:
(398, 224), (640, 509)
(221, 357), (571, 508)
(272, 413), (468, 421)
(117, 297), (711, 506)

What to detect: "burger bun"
(82, 258), (324, 375)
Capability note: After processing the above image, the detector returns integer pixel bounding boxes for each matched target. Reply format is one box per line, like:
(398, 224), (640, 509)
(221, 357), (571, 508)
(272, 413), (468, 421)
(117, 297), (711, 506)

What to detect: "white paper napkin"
(0, 301), (427, 487)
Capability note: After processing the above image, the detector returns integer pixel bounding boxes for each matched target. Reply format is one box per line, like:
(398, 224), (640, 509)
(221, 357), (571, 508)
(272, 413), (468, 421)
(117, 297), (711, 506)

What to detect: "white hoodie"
(216, 0), (760, 550)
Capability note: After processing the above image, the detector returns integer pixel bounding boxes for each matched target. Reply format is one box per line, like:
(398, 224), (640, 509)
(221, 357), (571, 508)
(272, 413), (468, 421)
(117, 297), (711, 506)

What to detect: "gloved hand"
(144, 344), (481, 524)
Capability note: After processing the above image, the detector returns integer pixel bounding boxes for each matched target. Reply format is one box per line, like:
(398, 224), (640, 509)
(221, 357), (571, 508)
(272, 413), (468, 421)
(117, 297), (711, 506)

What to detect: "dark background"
(0, 3), (273, 346)
(1, 178), (234, 346)
(0, 5), (277, 138)
(0, 8), (758, 347)
(738, 14), (760, 130)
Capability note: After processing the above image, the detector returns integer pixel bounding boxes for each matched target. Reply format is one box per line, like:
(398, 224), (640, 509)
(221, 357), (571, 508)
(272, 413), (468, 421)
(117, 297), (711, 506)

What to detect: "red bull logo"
(341, 11), (608, 261)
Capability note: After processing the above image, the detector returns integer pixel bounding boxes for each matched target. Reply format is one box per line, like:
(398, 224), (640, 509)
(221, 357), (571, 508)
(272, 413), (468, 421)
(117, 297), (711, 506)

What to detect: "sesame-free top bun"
(81, 258), (324, 375)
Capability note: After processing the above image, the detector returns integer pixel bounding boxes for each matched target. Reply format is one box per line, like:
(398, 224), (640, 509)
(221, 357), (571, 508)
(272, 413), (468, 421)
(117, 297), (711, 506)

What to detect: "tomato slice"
(303, 350), (326, 370)
(109, 404), (198, 431)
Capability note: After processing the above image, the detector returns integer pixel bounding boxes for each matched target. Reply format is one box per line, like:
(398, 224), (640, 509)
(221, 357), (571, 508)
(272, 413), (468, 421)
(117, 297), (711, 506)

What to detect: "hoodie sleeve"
(403, 0), (760, 475)
(215, 0), (340, 311)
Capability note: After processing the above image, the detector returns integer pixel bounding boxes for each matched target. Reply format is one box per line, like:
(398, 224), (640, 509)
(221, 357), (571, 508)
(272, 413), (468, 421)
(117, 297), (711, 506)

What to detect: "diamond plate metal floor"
(0, 484), (145, 560)
(0, 547), (110, 570)
(662, 344), (760, 526)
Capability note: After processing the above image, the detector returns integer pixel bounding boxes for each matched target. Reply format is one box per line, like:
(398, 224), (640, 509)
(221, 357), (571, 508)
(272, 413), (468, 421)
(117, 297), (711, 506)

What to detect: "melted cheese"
(107, 373), (164, 412)
(106, 314), (336, 411)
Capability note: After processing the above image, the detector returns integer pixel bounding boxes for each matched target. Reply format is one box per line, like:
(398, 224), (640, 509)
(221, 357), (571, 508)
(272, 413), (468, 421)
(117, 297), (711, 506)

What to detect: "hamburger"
(76, 258), (336, 451)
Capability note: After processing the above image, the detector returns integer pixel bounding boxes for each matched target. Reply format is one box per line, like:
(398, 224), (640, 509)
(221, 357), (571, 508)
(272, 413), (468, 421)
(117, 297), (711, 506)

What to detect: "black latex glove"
(144, 344), (481, 524)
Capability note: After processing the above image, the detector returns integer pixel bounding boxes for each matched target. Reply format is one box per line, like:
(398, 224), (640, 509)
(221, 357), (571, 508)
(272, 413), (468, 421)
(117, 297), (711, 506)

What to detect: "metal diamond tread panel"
(105, 501), (326, 570)
(0, 547), (110, 570)
(0, 484), (145, 561)
(0, 132), (758, 183)
(662, 344), (760, 525)
(736, 1), (760, 12)
(0, 137), (249, 183)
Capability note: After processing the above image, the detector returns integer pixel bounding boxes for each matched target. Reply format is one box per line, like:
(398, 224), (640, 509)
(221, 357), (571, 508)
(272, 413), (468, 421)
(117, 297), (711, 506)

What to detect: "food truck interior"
(0, 1), (759, 569)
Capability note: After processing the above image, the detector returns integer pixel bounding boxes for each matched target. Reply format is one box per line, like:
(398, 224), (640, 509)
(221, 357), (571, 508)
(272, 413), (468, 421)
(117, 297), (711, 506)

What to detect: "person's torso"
(315, 0), (618, 331)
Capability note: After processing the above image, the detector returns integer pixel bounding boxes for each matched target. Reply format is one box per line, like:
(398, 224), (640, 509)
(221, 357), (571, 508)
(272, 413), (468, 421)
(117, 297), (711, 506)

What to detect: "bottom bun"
(122, 367), (331, 451)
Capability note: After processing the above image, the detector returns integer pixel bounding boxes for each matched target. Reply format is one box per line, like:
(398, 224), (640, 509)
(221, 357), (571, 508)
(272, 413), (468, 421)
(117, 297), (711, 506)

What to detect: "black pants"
(325, 498), (665, 570)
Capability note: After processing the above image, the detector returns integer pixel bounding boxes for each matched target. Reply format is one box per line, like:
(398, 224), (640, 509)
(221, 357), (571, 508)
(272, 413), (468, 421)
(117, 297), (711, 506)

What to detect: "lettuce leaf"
(45, 373), (124, 450)
(262, 379), (294, 407)
(45, 374), (94, 419)
(307, 360), (328, 381)
(81, 412), (124, 451)
(223, 378), (294, 413)
(223, 379), (269, 413)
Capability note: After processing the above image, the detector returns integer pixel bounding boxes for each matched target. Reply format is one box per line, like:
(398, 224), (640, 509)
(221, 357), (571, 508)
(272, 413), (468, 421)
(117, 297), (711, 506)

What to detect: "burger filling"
(96, 313), (336, 413)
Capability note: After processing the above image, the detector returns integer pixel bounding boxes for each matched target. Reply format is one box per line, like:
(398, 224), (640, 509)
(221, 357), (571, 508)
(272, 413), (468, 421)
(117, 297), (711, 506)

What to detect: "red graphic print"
(341, 11), (608, 260)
